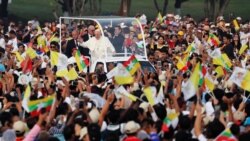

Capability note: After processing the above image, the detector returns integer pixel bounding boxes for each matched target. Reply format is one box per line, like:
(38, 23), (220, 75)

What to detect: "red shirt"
(16, 136), (24, 141)
(123, 136), (141, 141)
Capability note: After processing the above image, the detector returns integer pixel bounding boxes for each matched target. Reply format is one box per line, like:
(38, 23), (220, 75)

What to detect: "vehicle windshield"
(59, 17), (147, 61)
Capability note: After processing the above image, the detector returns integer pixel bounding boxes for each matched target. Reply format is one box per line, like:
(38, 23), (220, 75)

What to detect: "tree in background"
(118, 0), (132, 16)
(204, 0), (230, 21)
(153, 0), (168, 15)
(55, 0), (102, 17)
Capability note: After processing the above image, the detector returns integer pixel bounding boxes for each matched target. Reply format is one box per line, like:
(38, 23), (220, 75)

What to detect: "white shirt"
(80, 36), (115, 62)
(0, 38), (5, 49)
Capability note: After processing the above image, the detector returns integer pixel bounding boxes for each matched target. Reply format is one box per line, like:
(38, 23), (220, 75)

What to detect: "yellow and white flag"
(229, 67), (250, 91)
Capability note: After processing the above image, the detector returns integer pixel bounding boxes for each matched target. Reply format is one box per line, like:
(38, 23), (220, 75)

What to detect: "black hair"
(26, 116), (38, 129)
(107, 109), (121, 124)
(153, 104), (167, 121)
(239, 132), (250, 141)
(121, 108), (139, 123)
(9, 108), (19, 117)
(174, 130), (192, 141)
(223, 34), (232, 40)
(0, 112), (13, 127)
(9, 30), (16, 36)
(178, 115), (191, 131)
(230, 123), (240, 136)
(63, 124), (75, 140)
(48, 137), (60, 141)
(88, 123), (101, 141)
(56, 102), (69, 116)
(205, 118), (225, 138)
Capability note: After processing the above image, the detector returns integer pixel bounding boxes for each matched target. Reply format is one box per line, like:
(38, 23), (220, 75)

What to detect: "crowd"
(0, 12), (249, 141)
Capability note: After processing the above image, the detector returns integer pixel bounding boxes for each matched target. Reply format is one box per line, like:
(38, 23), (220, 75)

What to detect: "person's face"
(161, 52), (167, 59)
(223, 37), (229, 44)
(88, 26), (95, 35)
(94, 30), (101, 39)
(158, 37), (164, 45)
(148, 55), (154, 63)
(177, 35), (183, 40)
(18, 46), (24, 53)
(108, 63), (115, 71)
(114, 27), (121, 35)
(233, 35), (239, 41)
(72, 31), (78, 40)
(50, 44), (57, 52)
(5, 45), (12, 52)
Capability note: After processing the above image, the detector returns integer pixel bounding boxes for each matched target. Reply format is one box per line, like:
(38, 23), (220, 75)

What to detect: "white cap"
(124, 121), (141, 134)
(236, 17), (242, 21)
(13, 121), (26, 134)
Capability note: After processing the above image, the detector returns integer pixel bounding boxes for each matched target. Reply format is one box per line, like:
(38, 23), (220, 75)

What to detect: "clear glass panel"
(59, 17), (147, 61)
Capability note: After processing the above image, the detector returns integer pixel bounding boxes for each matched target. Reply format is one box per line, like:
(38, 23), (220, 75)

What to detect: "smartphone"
(157, 61), (162, 69)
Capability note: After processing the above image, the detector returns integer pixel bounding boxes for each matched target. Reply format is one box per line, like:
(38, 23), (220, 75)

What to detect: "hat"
(124, 121), (141, 134)
(244, 117), (250, 126)
(89, 108), (100, 123)
(28, 21), (33, 24)
(174, 15), (181, 20)
(177, 31), (184, 36)
(139, 102), (149, 113)
(236, 17), (242, 21)
(218, 16), (224, 21)
(13, 121), (26, 134)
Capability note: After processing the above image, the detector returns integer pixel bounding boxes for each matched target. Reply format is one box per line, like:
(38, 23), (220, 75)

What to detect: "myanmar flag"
(27, 94), (55, 112)
(75, 50), (89, 72)
(215, 129), (237, 141)
(208, 33), (220, 47)
(123, 55), (141, 75)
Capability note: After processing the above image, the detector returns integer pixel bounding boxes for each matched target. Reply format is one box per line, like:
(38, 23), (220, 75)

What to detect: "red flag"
(20, 56), (32, 74)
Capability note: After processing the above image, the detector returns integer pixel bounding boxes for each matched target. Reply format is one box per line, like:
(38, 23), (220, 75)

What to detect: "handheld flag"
(116, 86), (137, 102)
(123, 55), (141, 75)
(143, 87), (155, 106)
(22, 84), (31, 112)
(27, 95), (55, 112)
(182, 63), (201, 100)
(50, 51), (68, 67)
(26, 47), (37, 59)
(239, 44), (248, 55)
(208, 33), (220, 47)
(75, 50), (89, 72)
(233, 19), (240, 31)
(215, 128), (237, 141)
(229, 67), (250, 92)
(156, 12), (163, 24)
(115, 76), (134, 85)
